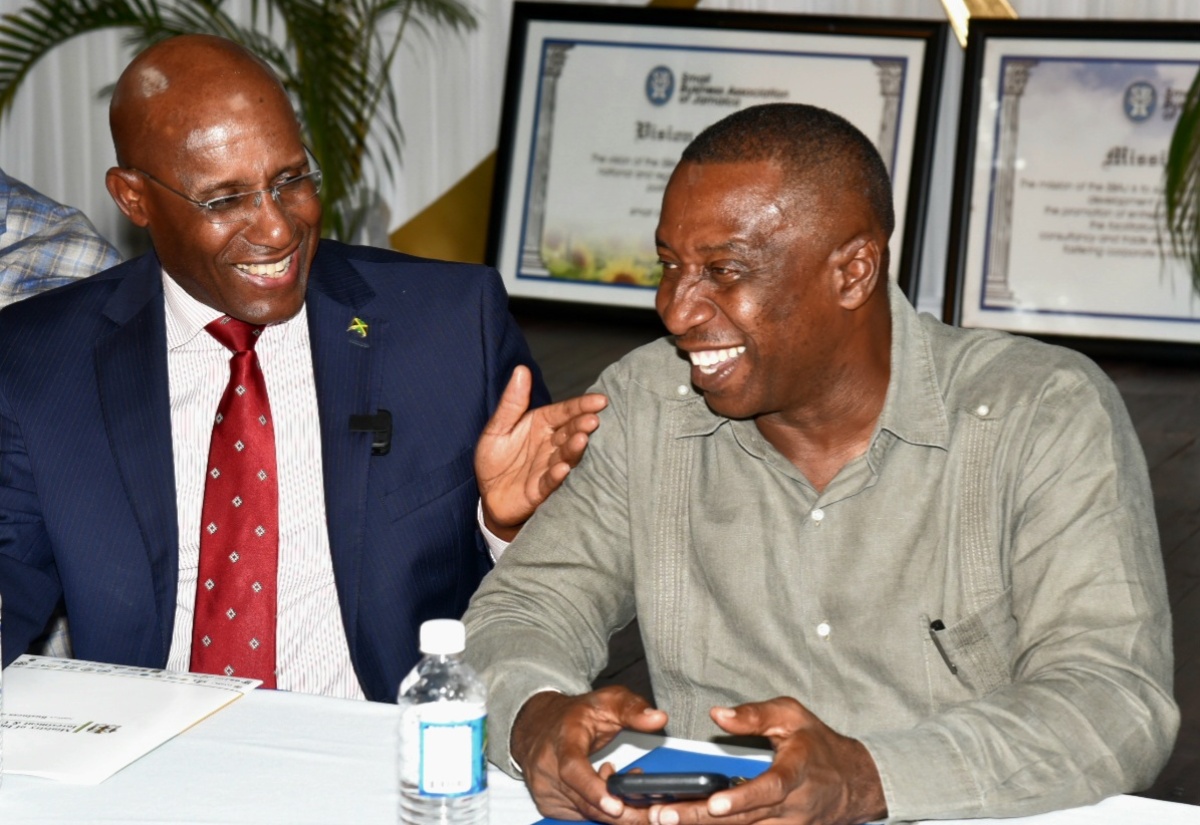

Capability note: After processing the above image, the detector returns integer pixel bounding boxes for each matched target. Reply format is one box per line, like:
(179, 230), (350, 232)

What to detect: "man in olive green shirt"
(464, 103), (1177, 825)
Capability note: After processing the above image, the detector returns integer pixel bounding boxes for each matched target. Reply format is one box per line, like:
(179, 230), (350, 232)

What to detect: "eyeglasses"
(129, 151), (322, 225)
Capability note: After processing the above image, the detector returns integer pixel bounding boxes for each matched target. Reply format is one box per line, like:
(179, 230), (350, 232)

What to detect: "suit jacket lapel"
(94, 253), (178, 661)
(306, 244), (379, 663)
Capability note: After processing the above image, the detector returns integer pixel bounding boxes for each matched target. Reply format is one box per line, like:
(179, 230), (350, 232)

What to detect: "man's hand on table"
(475, 365), (608, 542)
(512, 687), (668, 824)
(646, 697), (887, 825)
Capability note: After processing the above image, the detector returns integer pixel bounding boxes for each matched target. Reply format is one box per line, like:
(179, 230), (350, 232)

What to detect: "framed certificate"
(487, 2), (947, 310)
(945, 19), (1200, 351)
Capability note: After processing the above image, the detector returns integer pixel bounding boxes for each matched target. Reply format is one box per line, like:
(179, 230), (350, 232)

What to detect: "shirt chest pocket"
(926, 587), (1017, 699)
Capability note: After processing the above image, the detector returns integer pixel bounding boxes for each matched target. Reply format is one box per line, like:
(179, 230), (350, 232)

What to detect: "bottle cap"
(419, 619), (466, 655)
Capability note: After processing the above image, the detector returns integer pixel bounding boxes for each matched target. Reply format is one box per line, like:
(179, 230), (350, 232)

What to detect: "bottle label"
(417, 712), (486, 797)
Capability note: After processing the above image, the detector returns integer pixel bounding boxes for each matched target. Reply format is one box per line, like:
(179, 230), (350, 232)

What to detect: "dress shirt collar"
(162, 269), (308, 351)
(874, 278), (950, 451)
(673, 278), (951, 453)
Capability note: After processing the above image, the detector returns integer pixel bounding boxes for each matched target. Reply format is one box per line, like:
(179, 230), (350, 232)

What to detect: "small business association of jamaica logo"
(1123, 80), (1156, 122)
(646, 66), (674, 106)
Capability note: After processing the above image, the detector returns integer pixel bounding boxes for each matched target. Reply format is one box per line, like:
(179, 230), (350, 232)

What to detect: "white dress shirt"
(162, 272), (365, 700)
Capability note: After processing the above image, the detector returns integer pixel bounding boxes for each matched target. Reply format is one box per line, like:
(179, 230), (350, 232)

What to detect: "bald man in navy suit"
(0, 34), (604, 701)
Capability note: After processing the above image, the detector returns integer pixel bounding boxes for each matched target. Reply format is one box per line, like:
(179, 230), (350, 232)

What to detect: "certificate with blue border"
(947, 20), (1200, 349)
(488, 3), (945, 310)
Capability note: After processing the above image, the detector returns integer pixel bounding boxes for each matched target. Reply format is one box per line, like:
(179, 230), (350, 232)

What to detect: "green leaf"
(0, 0), (478, 240)
(1163, 67), (1200, 294)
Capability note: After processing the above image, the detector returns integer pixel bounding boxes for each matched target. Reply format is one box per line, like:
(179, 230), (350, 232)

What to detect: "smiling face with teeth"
(655, 157), (890, 439)
(106, 36), (321, 325)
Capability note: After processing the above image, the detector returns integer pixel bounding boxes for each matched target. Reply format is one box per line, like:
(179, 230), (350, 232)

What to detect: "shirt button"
(817, 621), (831, 638)
(677, 384), (690, 396)
(811, 508), (825, 522)
(976, 404), (990, 416)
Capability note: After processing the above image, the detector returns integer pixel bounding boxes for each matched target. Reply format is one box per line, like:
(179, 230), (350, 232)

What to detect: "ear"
(830, 233), (884, 311)
(105, 167), (151, 228)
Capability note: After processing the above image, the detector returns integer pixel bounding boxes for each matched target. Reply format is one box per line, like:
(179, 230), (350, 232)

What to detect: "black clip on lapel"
(349, 409), (392, 456)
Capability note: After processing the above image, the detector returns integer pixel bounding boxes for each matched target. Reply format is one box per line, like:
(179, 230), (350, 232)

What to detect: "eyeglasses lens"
(205, 170), (323, 225)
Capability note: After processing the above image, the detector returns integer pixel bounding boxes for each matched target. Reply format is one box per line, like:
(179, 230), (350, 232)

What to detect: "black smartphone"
(606, 771), (732, 806)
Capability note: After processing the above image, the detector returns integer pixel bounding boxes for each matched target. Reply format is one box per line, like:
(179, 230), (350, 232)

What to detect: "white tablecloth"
(0, 688), (1195, 824)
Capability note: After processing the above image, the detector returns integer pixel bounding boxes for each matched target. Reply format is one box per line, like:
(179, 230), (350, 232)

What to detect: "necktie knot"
(206, 316), (265, 353)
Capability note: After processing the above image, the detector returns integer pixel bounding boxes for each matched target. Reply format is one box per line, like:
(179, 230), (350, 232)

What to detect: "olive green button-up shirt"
(465, 282), (1177, 822)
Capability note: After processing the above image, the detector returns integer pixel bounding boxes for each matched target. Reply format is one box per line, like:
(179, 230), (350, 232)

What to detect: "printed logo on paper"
(646, 66), (674, 106)
(1123, 81), (1157, 122)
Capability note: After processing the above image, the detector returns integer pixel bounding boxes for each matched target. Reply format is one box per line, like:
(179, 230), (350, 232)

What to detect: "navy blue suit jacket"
(0, 239), (547, 701)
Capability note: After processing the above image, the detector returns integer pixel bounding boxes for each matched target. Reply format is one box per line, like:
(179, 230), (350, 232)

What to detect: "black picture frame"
(945, 18), (1200, 357)
(487, 2), (947, 313)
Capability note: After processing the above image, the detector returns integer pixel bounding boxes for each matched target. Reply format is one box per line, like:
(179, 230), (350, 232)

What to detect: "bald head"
(104, 34), (320, 326)
(110, 35), (297, 171)
(681, 103), (895, 243)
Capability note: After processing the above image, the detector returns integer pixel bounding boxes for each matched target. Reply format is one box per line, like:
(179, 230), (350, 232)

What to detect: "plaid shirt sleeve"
(0, 171), (122, 308)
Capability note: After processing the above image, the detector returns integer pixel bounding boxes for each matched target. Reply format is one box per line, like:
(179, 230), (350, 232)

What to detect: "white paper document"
(1, 655), (260, 784)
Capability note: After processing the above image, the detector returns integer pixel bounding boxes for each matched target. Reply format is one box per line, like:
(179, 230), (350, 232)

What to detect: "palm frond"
(376, 0), (476, 38)
(1164, 67), (1200, 293)
(0, 0), (478, 240)
(0, 0), (159, 116)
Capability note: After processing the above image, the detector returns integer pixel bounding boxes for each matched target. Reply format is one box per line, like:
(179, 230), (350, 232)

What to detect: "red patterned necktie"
(190, 316), (279, 687)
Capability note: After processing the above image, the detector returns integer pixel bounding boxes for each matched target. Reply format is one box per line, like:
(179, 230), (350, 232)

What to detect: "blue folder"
(531, 746), (771, 825)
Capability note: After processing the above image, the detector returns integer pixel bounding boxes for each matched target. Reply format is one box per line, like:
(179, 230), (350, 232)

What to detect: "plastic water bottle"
(397, 619), (487, 824)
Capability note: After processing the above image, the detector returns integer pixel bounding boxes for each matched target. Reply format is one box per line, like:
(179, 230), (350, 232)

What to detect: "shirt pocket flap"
(933, 587), (1017, 695)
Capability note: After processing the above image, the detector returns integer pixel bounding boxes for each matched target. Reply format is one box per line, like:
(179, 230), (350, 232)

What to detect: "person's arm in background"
(0, 169), (122, 307)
